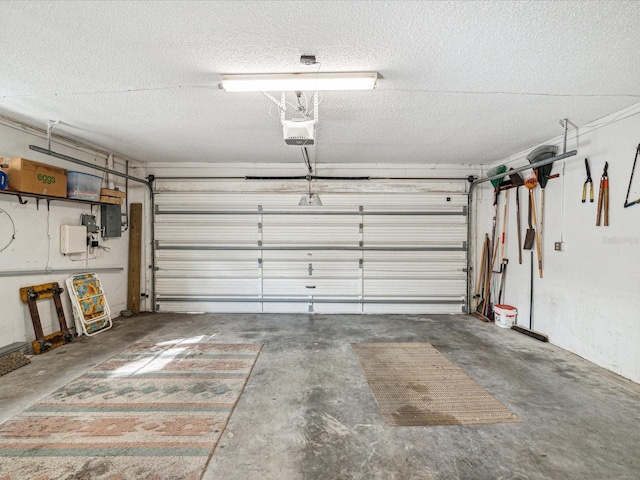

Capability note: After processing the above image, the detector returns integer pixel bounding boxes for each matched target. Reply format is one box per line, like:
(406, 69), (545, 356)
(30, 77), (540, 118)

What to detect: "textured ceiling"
(1, 1), (639, 166)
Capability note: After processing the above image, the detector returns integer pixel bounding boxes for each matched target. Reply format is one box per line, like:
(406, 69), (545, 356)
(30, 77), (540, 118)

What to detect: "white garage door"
(153, 189), (467, 314)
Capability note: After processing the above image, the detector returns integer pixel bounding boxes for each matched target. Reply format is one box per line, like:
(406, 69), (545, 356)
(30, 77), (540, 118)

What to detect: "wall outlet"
(554, 241), (565, 251)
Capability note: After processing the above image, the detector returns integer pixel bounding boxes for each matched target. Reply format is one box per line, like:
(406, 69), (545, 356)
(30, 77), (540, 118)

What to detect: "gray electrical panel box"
(101, 204), (122, 238)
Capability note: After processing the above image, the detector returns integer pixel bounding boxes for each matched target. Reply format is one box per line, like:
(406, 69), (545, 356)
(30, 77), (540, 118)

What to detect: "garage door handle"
(306, 286), (316, 289)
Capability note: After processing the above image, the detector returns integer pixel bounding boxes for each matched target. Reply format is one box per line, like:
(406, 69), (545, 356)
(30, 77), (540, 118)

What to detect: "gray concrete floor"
(1, 313), (639, 480)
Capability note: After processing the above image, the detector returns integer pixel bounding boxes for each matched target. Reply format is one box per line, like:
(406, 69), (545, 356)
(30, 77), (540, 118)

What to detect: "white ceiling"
(1, 1), (639, 166)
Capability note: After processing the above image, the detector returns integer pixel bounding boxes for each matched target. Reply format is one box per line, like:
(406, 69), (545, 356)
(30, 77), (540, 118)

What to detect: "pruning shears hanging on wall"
(582, 158), (594, 203)
(596, 161), (609, 226)
(624, 144), (640, 208)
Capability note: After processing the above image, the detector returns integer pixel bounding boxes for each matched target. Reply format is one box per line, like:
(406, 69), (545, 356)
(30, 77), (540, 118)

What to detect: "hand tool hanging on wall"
(508, 169), (524, 264)
(582, 158), (594, 203)
(499, 189), (509, 266)
(495, 188), (509, 305)
(523, 181), (535, 251)
(596, 162), (609, 226)
(475, 232), (499, 321)
(481, 165), (507, 319)
(475, 235), (491, 318)
(624, 144), (640, 208)
(524, 173), (543, 278)
(527, 145), (557, 273)
(475, 234), (488, 309)
(497, 259), (508, 304)
(510, 251), (549, 342)
(486, 165), (506, 265)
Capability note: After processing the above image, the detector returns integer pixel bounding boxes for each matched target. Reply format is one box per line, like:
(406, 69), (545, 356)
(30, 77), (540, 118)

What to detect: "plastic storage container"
(67, 171), (102, 201)
(494, 304), (517, 328)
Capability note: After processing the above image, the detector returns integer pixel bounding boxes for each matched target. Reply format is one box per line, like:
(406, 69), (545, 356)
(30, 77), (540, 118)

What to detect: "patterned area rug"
(352, 342), (520, 426)
(0, 340), (262, 479)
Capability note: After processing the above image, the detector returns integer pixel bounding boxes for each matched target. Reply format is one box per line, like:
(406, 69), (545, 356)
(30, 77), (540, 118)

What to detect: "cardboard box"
(99, 195), (124, 205)
(3, 157), (67, 197)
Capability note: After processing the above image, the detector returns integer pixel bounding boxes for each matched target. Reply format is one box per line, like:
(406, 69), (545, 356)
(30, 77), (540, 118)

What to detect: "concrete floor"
(1, 313), (639, 480)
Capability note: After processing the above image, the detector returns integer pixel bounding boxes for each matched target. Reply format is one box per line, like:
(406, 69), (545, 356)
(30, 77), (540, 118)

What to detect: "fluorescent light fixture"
(220, 72), (378, 92)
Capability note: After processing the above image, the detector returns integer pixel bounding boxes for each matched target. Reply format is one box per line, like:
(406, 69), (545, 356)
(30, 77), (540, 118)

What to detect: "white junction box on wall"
(60, 225), (87, 254)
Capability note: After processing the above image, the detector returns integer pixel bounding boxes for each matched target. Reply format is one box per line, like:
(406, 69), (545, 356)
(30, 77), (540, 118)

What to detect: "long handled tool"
(473, 235), (493, 322)
(497, 259), (508, 304)
(475, 234), (488, 309)
(487, 165), (506, 266)
(508, 169), (524, 264)
(596, 161), (609, 226)
(523, 177), (535, 251)
(499, 189), (509, 265)
(478, 165), (507, 320)
(511, 252), (549, 342)
(624, 144), (640, 208)
(525, 173), (543, 278)
(527, 145), (557, 272)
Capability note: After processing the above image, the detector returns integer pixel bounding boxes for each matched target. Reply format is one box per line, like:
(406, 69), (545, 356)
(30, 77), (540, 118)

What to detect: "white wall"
(0, 121), (149, 348)
(474, 103), (640, 383)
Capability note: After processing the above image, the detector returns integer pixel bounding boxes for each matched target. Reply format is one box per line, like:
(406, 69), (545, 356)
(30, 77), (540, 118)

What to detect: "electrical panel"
(60, 225), (87, 254)
(101, 204), (122, 238)
(81, 214), (98, 233)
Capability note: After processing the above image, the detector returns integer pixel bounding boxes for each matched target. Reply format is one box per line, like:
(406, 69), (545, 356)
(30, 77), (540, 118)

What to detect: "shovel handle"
(596, 178), (604, 226)
(516, 187), (522, 264)
(530, 190), (543, 279)
(603, 179), (609, 226)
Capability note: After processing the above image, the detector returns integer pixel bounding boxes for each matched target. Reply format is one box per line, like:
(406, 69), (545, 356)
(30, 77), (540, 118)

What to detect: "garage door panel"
(364, 216), (467, 225)
(157, 260), (259, 278)
(156, 278), (260, 296)
(363, 303), (464, 314)
(262, 250), (361, 262)
(364, 279), (466, 296)
(155, 225), (258, 245)
(263, 227), (358, 245)
(261, 302), (309, 314)
(364, 251), (466, 262)
(155, 214), (258, 224)
(263, 216), (359, 245)
(311, 302), (362, 314)
(364, 225), (466, 246)
(264, 261), (358, 278)
(263, 278), (360, 296)
(364, 265), (466, 278)
(260, 300), (362, 314)
(157, 301), (262, 313)
(156, 250), (258, 262)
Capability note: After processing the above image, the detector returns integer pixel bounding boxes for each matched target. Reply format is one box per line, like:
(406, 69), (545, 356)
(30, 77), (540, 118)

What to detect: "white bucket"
(494, 304), (517, 328)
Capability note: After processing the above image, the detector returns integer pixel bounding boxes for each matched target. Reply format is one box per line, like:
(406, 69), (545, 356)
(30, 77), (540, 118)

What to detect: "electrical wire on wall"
(0, 208), (16, 252)
(68, 244), (110, 262)
(45, 208), (53, 274)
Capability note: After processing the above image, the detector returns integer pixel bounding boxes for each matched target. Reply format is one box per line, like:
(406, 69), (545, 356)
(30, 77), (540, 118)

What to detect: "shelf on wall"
(0, 189), (120, 210)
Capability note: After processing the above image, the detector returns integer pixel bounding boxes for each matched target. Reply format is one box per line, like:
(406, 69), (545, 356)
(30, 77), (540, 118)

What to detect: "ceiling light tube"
(220, 72), (378, 92)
